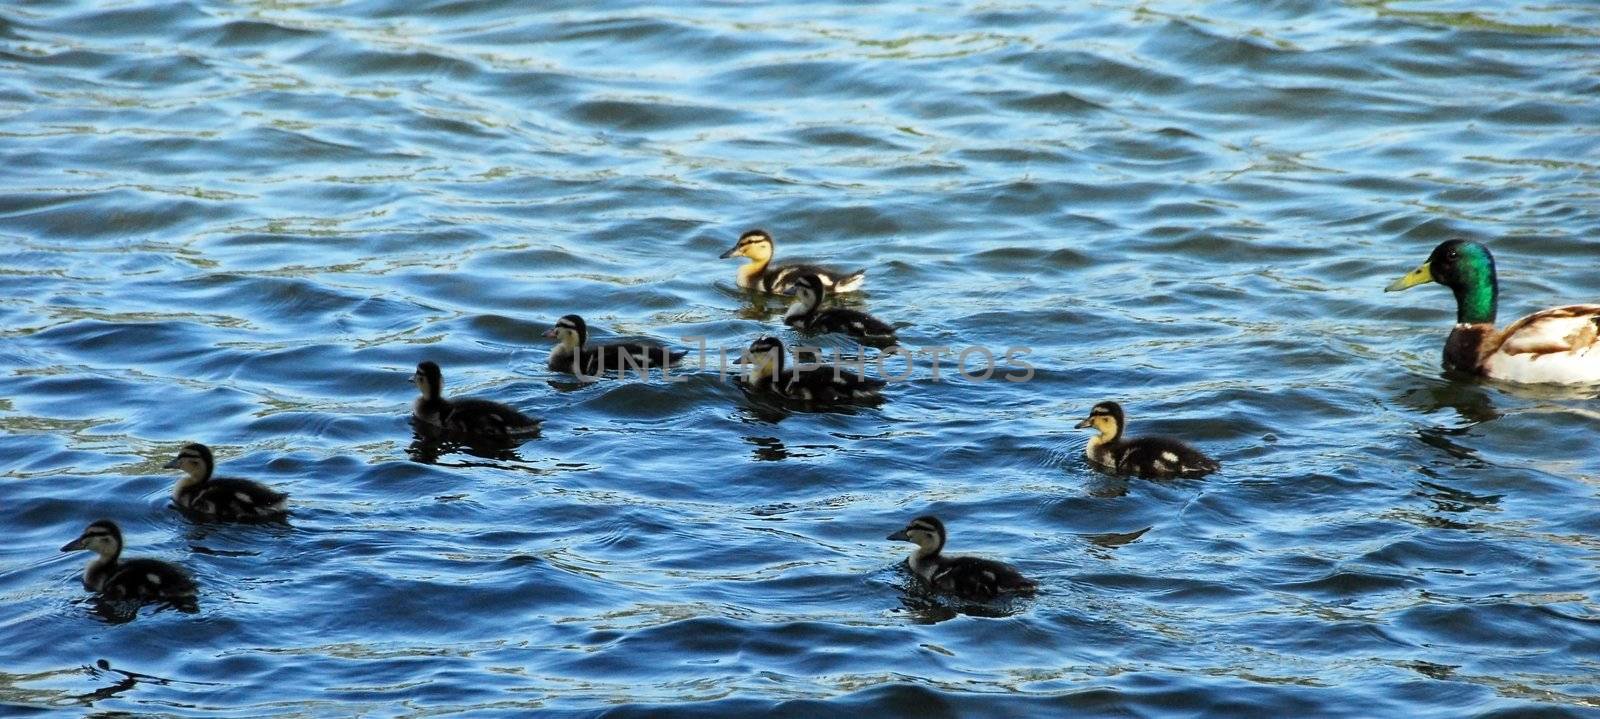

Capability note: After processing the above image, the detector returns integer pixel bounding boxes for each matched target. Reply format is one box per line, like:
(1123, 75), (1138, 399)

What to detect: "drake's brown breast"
(1444, 324), (1493, 373)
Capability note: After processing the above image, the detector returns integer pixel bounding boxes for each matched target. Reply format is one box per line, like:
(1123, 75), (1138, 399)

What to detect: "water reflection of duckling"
(61, 520), (197, 602)
(744, 436), (790, 462)
(1075, 401), (1219, 478)
(411, 361), (541, 440)
(782, 274), (897, 345)
(720, 229), (865, 294)
(405, 429), (527, 465)
(166, 443), (287, 520)
(887, 515), (1036, 601)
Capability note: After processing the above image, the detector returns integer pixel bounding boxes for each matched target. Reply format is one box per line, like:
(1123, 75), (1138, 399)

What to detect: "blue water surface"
(2, 0), (1599, 716)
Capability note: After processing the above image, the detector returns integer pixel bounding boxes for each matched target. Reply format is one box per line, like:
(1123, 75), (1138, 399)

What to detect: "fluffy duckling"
(783, 274), (897, 345)
(739, 336), (885, 403)
(166, 443), (287, 520)
(543, 314), (687, 377)
(1386, 239), (1600, 384)
(412, 361), (542, 439)
(719, 229), (866, 294)
(1075, 401), (1219, 478)
(60, 520), (197, 601)
(888, 515), (1036, 601)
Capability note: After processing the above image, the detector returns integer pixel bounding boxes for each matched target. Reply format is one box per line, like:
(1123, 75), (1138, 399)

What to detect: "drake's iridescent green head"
(1385, 239), (1497, 324)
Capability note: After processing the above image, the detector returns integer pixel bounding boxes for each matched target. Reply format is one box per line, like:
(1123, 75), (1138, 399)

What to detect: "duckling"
(1075, 401), (1219, 478)
(738, 336), (885, 403)
(719, 229), (866, 294)
(412, 361), (542, 439)
(783, 274), (897, 345)
(166, 443), (287, 520)
(888, 515), (1036, 601)
(543, 314), (688, 377)
(60, 520), (197, 601)
(1386, 239), (1600, 384)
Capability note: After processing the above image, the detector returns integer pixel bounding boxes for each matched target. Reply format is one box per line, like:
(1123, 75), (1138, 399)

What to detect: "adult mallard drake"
(60, 520), (197, 601)
(1075, 401), (1219, 478)
(543, 314), (687, 377)
(1386, 239), (1600, 384)
(166, 443), (288, 521)
(719, 229), (865, 294)
(783, 274), (897, 345)
(737, 336), (885, 403)
(888, 515), (1036, 601)
(411, 361), (542, 439)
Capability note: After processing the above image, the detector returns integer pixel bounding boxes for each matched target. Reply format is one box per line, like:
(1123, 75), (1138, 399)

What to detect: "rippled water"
(4, 0), (1600, 715)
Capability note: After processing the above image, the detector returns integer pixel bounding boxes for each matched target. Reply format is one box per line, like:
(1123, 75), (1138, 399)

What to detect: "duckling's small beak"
(60, 537), (86, 552)
(719, 244), (741, 259)
(542, 328), (558, 339)
(1073, 418), (1093, 429)
(1385, 262), (1433, 292)
(887, 529), (910, 541)
(162, 457), (181, 469)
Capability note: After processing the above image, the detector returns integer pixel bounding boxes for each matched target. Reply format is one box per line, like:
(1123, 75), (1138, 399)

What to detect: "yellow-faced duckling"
(1075, 401), (1219, 478)
(719, 229), (865, 294)
(783, 274), (897, 345)
(412, 361), (542, 439)
(61, 520), (196, 601)
(1386, 239), (1600, 384)
(738, 336), (884, 403)
(166, 443), (287, 520)
(888, 515), (1036, 601)
(543, 314), (687, 377)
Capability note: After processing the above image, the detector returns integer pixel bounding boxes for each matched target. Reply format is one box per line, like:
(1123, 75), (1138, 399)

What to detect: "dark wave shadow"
(74, 658), (221, 707)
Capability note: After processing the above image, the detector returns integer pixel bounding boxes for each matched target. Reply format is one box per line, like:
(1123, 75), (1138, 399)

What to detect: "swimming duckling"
(1385, 239), (1600, 384)
(888, 515), (1036, 601)
(166, 443), (287, 520)
(1075, 401), (1219, 478)
(543, 314), (687, 377)
(719, 229), (866, 294)
(738, 336), (885, 403)
(783, 274), (897, 345)
(412, 361), (542, 439)
(60, 520), (197, 601)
